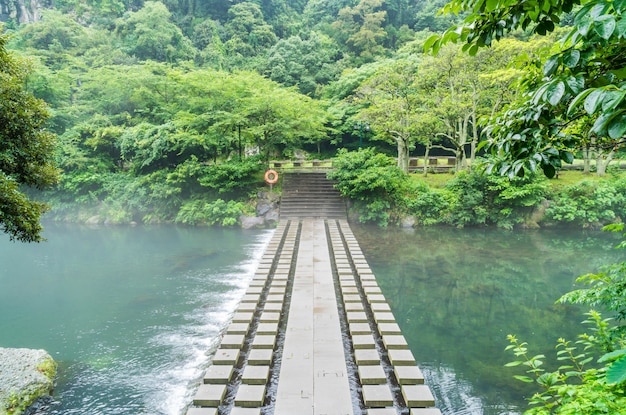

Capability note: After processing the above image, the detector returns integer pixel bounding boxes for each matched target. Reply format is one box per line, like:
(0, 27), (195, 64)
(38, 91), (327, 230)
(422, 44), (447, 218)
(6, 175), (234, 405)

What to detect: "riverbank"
(0, 348), (56, 415)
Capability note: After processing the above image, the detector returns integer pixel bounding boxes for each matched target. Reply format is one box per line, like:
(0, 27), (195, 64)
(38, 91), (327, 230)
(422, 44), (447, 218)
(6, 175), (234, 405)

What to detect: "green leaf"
(584, 89), (604, 114)
(568, 88), (593, 115)
(423, 35), (440, 54)
(602, 90), (626, 112)
(505, 361), (523, 367)
(595, 15), (617, 40)
(485, 0), (498, 13)
(546, 81), (565, 106)
(543, 55), (559, 76)
(542, 163), (556, 178)
(513, 375), (534, 383)
(560, 151), (574, 164)
(599, 349), (626, 363)
(565, 76), (584, 94)
(607, 112), (626, 139)
(606, 356), (626, 384)
(562, 49), (581, 68)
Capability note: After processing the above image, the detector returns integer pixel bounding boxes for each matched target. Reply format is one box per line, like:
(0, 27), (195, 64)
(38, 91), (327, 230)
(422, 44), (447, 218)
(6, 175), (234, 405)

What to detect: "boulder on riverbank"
(0, 348), (57, 415)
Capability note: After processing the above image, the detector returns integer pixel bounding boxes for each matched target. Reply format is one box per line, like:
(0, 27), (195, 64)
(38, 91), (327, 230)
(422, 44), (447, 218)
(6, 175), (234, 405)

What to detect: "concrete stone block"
(364, 286), (382, 295)
(237, 303), (257, 312)
(366, 408), (397, 415)
(358, 365), (387, 384)
(186, 408), (218, 415)
(349, 323), (372, 335)
(242, 365), (270, 384)
(371, 303), (391, 312)
(374, 312), (396, 324)
(192, 384), (226, 407)
(264, 302), (283, 312)
(241, 294), (260, 303)
(394, 365), (424, 385)
(367, 294), (387, 303)
(235, 384), (266, 407)
(211, 349), (240, 365)
(362, 384), (394, 407)
(382, 335), (409, 350)
(266, 294), (285, 303)
(203, 364), (233, 384)
(251, 334), (276, 349)
(409, 409), (442, 415)
(388, 349), (416, 366)
(247, 348), (273, 365)
(354, 349), (380, 365)
(256, 322), (279, 335)
(402, 385), (435, 407)
(232, 312), (254, 323)
(260, 311), (281, 322)
(343, 294), (362, 303)
(352, 334), (376, 349)
(377, 323), (401, 335)
(345, 302), (364, 311)
(226, 323), (250, 335)
(347, 311), (368, 323)
(220, 334), (245, 349)
(230, 408), (262, 415)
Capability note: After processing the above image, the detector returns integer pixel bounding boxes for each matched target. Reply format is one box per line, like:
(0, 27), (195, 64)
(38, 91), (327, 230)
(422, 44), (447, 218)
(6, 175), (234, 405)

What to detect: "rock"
(399, 216), (416, 228)
(256, 200), (274, 217)
(85, 215), (101, 225)
(240, 215), (265, 229)
(264, 210), (280, 226)
(0, 348), (57, 415)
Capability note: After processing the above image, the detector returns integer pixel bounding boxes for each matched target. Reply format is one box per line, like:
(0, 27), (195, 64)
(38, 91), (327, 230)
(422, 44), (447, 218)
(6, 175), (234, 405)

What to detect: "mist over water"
(0, 224), (273, 415)
(1, 224), (623, 414)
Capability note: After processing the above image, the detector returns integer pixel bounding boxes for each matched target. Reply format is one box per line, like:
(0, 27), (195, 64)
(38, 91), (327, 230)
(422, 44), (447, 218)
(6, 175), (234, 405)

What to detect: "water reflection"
(351, 225), (623, 415)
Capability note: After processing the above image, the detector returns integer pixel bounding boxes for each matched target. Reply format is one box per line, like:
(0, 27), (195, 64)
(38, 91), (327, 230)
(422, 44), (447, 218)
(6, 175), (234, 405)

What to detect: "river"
(0, 223), (622, 414)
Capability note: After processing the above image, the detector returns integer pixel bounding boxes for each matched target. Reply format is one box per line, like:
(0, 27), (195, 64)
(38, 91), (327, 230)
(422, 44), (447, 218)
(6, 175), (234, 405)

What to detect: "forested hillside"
(1, 0), (623, 227)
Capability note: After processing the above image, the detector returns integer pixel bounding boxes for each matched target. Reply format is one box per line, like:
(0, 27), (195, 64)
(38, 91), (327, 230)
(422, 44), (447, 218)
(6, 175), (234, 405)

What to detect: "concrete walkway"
(188, 219), (441, 415)
(275, 219), (352, 415)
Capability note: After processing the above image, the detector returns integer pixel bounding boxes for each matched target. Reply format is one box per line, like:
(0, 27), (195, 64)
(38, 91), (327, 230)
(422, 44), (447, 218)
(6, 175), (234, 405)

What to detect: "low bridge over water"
(187, 172), (440, 415)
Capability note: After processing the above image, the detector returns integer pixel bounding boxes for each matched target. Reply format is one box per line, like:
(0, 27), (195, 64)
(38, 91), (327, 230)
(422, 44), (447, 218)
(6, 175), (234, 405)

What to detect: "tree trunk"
(422, 145), (431, 177)
(397, 136), (409, 174)
(583, 144), (591, 174)
(596, 148), (615, 177)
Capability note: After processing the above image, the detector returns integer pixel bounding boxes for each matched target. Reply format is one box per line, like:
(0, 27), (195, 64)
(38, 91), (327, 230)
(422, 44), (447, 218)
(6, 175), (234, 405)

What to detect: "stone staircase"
(279, 172), (346, 219)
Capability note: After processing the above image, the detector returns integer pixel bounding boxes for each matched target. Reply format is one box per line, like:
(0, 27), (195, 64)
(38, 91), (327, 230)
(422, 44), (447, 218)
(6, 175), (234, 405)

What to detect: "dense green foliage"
(428, 0), (626, 178)
(0, 30), (57, 242)
(328, 147), (406, 225)
(329, 149), (626, 230)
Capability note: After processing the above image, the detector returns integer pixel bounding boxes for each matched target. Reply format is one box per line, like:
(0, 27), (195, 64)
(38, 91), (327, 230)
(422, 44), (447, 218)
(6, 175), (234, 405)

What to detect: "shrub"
(175, 199), (243, 226)
(444, 170), (548, 229)
(546, 180), (626, 227)
(328, 148), (407, 225)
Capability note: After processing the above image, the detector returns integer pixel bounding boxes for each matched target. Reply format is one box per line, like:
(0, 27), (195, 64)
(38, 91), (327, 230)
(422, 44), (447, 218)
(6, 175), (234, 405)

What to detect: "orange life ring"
(264, 169), (279, 185)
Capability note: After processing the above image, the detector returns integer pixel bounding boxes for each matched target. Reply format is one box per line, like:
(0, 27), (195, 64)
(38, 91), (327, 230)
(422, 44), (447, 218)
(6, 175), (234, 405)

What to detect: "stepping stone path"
(188, 217), (440, 415)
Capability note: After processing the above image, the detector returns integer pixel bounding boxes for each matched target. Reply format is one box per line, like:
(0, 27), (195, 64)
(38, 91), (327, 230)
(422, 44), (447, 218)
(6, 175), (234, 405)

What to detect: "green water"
(0, 224), (623, 415)
(0, 224), (272, 415)
(351, 225), (625, 415)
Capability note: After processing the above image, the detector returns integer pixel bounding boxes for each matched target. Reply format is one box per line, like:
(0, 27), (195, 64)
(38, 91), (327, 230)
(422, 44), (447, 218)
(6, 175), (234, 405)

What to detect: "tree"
(332, 0), (388, 63)
(426, 0), (626, 178)
(115, 1), (195, 63)
(239, 72), (330, 160)
(357, 58), (425, 173)
(263, 32), (342, 97)
(0, 30), (58, 242)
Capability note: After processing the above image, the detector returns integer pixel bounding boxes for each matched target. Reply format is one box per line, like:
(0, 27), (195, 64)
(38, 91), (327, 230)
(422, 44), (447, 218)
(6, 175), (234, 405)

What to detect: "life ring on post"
(264, 169), (279, 185)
